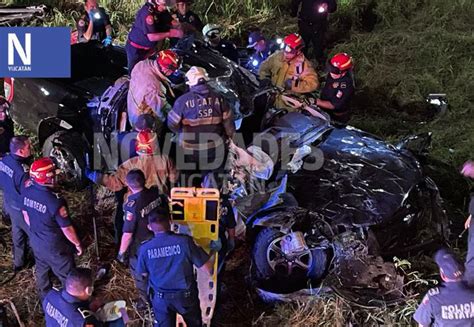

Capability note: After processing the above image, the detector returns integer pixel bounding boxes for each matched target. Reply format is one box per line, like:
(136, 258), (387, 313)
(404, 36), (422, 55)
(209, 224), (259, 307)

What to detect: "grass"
(2, 0), (474, 325)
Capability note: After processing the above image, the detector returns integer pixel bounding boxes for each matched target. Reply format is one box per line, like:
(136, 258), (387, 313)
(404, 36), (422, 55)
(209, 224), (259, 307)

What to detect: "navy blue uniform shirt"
(128, 4), (165, 49)
(0, 153), (29, 209)
(76, 7), (111, 43)
(21, 180), (73, 253)
(320, 71), (355, 115)
(137, 231), (209, 292)
(469, 194), (474, 216)
(43, 288), (100, 327)
(414, 281), (474, 326)
(122, 187), (164, 255)
(174, 10), (203, 32)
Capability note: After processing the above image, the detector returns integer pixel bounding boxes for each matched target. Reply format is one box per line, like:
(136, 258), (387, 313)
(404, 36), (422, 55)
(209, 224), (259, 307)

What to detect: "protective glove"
(259, 78), (272, 88)
(168, 29), (184, 39)
(209, 239), (222, 252)
(227, 238), (235, 253)
(102, 36), (112, 46)
(116, 252), (128, 265)
(284, 79), (293, 90)
(85, 168), (102, 184)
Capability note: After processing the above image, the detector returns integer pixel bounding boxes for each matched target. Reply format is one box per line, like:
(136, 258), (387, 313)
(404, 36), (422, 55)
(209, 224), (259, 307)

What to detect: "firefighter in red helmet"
(259, 33), (319, 109)
(21, 157), (82, 298)
(316, 52), (355, 124)
(127, 49), (181, 132)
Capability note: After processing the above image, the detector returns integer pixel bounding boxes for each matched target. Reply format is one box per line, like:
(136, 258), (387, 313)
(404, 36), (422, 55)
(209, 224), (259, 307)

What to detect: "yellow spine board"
(170, 187), (220, 327)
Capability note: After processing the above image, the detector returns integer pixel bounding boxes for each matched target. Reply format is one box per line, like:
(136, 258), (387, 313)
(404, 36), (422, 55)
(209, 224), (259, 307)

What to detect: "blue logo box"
(0, 27), (71, 78)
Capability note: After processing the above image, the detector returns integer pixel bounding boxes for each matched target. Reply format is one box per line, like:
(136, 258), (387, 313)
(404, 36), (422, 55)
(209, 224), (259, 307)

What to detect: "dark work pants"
(114, 189), (126, 245)
(129, 255), (148, 303)
(5, 203), (30, 268)
(34, 250), (75, 299)
(125, 42), (151, 74)
(298, 20), (327, 62)
(465, 220), (474, 286)
(151, 291), (202, 327)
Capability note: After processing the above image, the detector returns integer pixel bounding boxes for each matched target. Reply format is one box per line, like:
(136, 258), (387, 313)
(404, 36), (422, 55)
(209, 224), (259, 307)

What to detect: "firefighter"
(316, 52), (355, 123)
(126, 0), (183, 72)
(21, 157), (82, 298)
(85, 129), (177, 197)
(259, 33), (319, 109)
(127, 49), (181, 131)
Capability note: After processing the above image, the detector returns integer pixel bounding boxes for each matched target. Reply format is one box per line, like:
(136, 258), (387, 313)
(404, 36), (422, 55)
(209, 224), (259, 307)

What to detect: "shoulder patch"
(25, 179), (33, 188)
(146, 15), (155, 25)
(428, 287), (440, 296)
(59, 206), (68, 218)
(422, 294), (430, 305)
(78, 19), (86, 27)
(336, 90), (343, 98)
(126, 211), (134, 221)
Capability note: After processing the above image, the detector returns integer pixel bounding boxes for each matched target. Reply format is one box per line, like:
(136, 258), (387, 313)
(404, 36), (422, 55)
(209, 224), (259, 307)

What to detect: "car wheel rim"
(266, 235), (313, 277)
(50, 146), (81, 186)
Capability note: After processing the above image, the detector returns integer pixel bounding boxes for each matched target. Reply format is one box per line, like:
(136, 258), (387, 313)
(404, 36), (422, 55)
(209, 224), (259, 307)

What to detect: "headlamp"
(318, 5), (326, 13)
(93, 12), (101, 19)
(252, 59), (259, 67)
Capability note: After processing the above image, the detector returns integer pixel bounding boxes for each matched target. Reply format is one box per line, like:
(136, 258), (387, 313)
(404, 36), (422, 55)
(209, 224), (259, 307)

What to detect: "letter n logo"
(8, 33), (31, 66)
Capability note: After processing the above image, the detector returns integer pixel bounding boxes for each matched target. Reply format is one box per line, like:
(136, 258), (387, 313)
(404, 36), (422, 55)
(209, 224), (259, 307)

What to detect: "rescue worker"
(247, 31), (280, 72)
(173, 0), (203, 34)
(137, 208), (221, 327)
(290, 0), (337, 62)
(85, 129), (178, 198)
(126, 0), (183, 72)
(202, 24), (239, 63)
(316, 52), (355, 124)
(0, 96), (14, 156)
(22, 157), (83, 298)
(259, 33), (319, 109)
(117, 169), (165, 308)
(42, 268), (101, 327)
(76, 0), (113, 45)
(0, 136), (32, 272)
(167, 66), (235, 187)
(414, 247), (474, 326)
(127, 49), (181, 130)
(461, 160), (474, 285)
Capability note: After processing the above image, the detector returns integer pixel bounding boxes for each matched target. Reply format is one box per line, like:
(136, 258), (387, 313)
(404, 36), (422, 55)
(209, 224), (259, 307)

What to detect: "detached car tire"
(42, 131), (88, 190)
(252, 228), (327, 282)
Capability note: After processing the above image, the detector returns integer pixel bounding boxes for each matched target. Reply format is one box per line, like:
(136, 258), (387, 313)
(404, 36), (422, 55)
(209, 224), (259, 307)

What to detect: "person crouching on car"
(127, 49), (181, 133)
(76, 0), (113, 45)
(316, 53), (355, 124)
(259, 33), (319, 110)
(0, 96), (14, 156)
(247, 30), (281, 72)
(202, 24), (239, 63)
(167, 66), (235, 187)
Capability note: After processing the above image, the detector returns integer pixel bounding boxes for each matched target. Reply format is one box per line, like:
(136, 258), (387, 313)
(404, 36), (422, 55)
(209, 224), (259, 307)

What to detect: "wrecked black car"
(226, 95), (448, 302)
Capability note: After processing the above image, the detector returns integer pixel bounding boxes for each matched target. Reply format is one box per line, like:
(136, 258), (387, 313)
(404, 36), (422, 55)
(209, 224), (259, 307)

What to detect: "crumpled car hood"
(288, 125), (425, 227)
